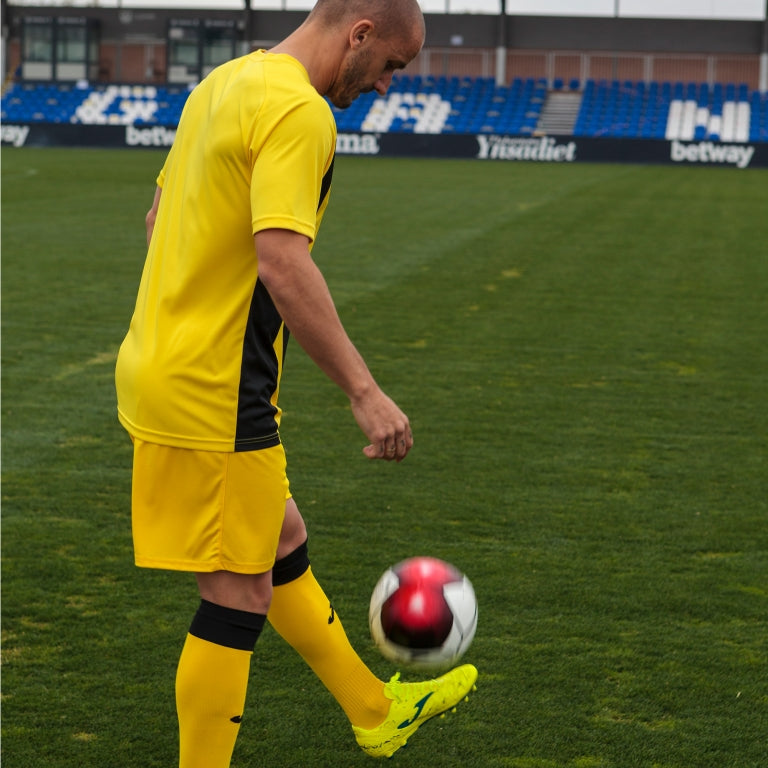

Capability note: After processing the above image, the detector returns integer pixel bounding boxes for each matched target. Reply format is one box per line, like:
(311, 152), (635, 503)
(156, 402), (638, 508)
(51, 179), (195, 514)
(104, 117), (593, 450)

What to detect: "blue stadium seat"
(2, 76), (767, 141)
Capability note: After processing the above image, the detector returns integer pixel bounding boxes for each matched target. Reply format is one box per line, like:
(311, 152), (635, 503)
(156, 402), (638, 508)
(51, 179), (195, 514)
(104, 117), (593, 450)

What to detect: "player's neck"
(269, 23), (342, 97)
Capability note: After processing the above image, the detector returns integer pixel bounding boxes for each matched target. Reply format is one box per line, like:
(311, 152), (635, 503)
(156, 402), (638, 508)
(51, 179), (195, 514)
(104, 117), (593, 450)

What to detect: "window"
(24, 22), (53, 63)
(57, 25), (86, 64)
(203, 26), (234, 68)
(170, 38), (199, 67)
(168, 23), (200, 68)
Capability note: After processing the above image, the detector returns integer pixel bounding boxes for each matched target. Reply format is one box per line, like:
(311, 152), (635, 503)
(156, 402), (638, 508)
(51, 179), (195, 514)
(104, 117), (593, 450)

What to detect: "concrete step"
(536, 92), (582, 135)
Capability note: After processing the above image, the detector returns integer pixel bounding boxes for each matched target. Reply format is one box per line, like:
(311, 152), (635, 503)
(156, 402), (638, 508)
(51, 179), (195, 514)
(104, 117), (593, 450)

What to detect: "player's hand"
(350, 388), (413, 462)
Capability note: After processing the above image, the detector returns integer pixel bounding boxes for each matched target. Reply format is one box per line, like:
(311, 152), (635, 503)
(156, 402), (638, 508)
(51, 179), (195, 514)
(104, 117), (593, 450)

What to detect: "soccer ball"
(369, 556), (477, 671)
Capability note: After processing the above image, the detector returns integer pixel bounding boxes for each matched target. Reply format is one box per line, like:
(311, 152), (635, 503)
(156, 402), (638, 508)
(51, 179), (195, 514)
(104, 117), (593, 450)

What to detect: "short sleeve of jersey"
(249, 95), (336, 244)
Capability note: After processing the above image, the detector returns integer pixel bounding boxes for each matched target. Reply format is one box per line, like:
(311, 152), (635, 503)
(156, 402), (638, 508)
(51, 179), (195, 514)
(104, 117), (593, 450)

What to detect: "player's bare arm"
(145, 185), (162, 246)
(254, 227), (413, 462)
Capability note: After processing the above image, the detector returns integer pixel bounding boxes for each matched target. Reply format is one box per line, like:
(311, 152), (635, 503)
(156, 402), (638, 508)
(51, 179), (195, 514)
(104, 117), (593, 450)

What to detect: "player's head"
(311, 0), (425, 109)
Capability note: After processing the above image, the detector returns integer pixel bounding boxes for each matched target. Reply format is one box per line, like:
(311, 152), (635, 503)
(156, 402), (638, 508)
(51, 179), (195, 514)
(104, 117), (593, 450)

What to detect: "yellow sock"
(176, 602), (265, 768)
(268, 549), (388, 730)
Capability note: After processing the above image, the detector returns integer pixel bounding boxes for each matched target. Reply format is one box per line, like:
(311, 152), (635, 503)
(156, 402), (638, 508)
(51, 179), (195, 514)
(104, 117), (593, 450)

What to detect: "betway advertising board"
(2, 123), (766, 169)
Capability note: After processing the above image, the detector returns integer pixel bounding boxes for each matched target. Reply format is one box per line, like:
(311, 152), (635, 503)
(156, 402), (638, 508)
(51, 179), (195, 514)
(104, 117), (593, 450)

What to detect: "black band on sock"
(272, 539), (310, 586)
(188, 600), (266, 651)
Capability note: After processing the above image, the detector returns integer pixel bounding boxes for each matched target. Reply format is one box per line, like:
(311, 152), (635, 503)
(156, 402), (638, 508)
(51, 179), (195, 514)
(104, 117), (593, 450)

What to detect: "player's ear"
(349, 20), (374, 49)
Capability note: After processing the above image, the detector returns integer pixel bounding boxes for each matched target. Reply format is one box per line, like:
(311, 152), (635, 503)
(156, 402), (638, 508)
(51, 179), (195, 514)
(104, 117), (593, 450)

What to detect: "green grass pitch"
(2, 147), (767, 768)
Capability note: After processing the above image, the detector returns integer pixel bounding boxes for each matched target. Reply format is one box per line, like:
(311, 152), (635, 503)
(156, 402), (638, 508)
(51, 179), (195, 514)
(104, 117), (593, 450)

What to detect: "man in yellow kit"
(115, 0), (477, 765)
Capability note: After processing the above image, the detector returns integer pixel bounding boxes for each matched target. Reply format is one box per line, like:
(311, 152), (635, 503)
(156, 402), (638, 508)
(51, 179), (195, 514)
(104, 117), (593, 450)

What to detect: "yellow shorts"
(131, 438), (290, 574)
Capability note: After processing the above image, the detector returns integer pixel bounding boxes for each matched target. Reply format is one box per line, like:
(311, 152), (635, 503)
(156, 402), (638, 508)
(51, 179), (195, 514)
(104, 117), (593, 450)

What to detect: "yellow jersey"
(116, 51), (336, 451)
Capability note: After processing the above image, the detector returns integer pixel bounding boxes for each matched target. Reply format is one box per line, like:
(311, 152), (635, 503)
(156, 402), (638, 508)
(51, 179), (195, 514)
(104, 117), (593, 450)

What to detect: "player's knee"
(196, 570), (273, 615)
(277, 499), (308, 558)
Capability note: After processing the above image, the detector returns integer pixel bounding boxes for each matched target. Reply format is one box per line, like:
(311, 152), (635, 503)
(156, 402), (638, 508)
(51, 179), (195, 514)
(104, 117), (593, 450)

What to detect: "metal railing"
(413, 48), (763, 89)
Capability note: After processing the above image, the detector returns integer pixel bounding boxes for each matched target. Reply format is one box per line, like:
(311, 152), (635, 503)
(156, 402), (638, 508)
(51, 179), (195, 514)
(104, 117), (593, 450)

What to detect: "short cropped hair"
(309, 0), (424, 42)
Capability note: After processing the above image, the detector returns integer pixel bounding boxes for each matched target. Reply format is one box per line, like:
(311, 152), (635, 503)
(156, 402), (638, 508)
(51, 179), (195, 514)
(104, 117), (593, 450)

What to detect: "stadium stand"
(2, 75), (767, 142)
(0, 81), (192, 125)
(571, 78), (766, 142)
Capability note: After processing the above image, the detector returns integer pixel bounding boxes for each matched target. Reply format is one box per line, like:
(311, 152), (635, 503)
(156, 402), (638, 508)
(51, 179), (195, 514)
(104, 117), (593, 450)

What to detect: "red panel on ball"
(380, 574), (455, 649)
